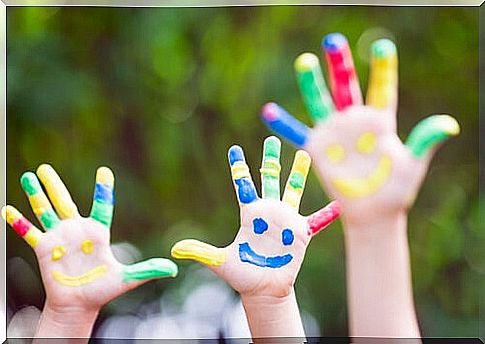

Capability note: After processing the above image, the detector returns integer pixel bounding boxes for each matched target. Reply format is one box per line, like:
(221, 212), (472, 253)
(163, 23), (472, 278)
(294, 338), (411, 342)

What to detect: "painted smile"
(52, 264), (108, 287)
(239, 242), (293, 268)
(331, 155), (392, 198)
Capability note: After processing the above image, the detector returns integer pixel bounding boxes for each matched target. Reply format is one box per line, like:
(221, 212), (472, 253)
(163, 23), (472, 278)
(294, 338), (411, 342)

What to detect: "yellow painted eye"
(356, 132), (377, 154)
(52, 246), (66, 261)
(81, 240), (94, 254)
(326, 144), (346, 164)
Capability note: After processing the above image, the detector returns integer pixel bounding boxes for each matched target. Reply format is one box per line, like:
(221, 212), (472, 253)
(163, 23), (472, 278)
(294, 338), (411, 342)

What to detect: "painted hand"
(2, 165), (178, 312)
(261, 33), (460, 224)
(171, 137), (342, 298)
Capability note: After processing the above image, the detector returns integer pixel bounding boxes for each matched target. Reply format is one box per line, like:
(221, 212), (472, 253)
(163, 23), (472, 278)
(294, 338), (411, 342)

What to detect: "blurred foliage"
(6, 6), (480, 337)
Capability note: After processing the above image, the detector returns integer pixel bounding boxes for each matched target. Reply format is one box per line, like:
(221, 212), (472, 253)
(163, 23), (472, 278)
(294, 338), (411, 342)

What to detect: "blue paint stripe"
(235, 178), (258, 204)
(261, 104), (309, 148)
(94, 183), (114, 205)
(322, 32), (348, 52)
(239, 242), (293, 268)
(228, 145), (245, 166)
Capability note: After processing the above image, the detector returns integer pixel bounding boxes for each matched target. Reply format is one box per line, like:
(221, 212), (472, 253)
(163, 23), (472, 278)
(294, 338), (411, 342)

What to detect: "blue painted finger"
(228, 145), (259, 204)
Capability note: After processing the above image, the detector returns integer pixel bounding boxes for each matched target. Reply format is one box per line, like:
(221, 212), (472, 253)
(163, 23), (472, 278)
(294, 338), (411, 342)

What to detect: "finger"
(90, 167), (115, 228)
(171, 239), (226, 267)
(228, 145), (258, 204)
(122, 258), (178, 282)
(322, 33), (362, 111)
(405, 115), (460, 158)
(261, 102), (310, 148)
(1, 205), (43, 248)
(20, 172), (61, 230)
(260, 136), (281, 200)
(294, 53), (335, 123)
(36, 164), (79, 219)
(307, 200), (342, 237)
(366, 39), (398, 111)
(282, 150), (311, 210)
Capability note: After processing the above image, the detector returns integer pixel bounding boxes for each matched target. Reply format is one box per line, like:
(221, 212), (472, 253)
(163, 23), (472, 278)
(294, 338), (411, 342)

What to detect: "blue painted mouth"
(239, 242), (293, 268)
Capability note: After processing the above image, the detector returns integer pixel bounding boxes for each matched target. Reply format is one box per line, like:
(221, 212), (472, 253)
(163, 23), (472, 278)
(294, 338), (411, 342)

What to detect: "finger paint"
(294, 53), (335, 123)
(51, 245), (66, 261)
(322, 33), (362, 110)
(253, 217), (269, 234)
(37, 164), (78, 219)
(52, 265), (108, 287)
(307, 200), (342, 236)
(1, 205), (43, 248)
(405, 115), (460, 158)
(228, 146), (258, 204)
(90, 167), (115, 227)
(281, 228), (294, 246)
(356, 132), (377, 154)
(239, 242), (293, 268)
(260, 136), (281, 200)
(20, 172), (61, 230)
(366, 39), (398, 109)
(81, 240), (94, 254)
(261, 103), (310, 148)
(282, 150), (311, 209)
(331, 155), (392, 198)
(171, 239), (226, 266)
(122, 258), (178, 281)
(325, 144), (346, 164)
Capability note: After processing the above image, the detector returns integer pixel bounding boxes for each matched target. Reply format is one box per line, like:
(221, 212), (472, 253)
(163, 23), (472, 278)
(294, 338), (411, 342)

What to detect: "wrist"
(342, 210), (408, 239)
(36, 302), (100, 338)
(241, 288), (306, 340)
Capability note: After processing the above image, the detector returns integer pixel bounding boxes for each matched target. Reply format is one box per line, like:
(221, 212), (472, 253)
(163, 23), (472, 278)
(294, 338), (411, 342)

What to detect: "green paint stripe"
(289, 171), (305, 190)
(406, 115), (460, 158)
(371, 39), (397, 59)
(262, 137), (281, 199)
(20, 172), (42, 196)
(122, 258), (178, 281)
(295, 59), (334, 123)
(90, 200), (114, 227)
(40, 209), (61, 230)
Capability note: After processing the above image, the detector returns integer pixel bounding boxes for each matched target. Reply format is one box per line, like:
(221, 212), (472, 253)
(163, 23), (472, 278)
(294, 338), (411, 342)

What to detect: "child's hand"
(261, 33), (459, 226)
(3, 165), (178, 317)
(171, 136), (341, 298)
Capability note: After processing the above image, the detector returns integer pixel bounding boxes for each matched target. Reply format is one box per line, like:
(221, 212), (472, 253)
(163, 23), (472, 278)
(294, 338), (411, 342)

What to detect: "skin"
(171, 138), (341, 340)
(3, 165), (177, 341)
(262, 34), (459, 339)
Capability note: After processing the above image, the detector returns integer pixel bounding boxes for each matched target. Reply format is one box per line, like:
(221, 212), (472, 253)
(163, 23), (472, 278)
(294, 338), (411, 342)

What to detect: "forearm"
(241, 289), (306, 341)
(34, 303), (99, 343)
(344, 213), (421, 339)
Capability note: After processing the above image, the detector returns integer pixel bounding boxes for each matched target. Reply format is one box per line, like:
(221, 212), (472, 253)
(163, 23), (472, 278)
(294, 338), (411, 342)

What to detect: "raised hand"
(171, 137), (341, 298)
(2, 165), (177, 334)
(261, 33), (460, 225)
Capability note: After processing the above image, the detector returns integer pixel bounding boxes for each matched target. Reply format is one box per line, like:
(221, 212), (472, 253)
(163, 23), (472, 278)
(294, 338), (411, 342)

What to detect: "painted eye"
(253, 218), (269, 234)
(52, 245), (66, 261)
(81, 240), (94, 254)
(356, 132), (377, 154)
(325, 144), (346, 164)
(282, 229), (294, 246)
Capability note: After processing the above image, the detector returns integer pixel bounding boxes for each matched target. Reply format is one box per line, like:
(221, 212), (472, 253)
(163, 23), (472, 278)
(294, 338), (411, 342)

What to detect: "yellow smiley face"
(51, 239), (108, 287)
(326, 132), (392, 199)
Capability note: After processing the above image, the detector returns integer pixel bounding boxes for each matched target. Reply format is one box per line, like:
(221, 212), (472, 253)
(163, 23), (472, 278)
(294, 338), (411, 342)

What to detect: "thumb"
(171, 239), (226, 272)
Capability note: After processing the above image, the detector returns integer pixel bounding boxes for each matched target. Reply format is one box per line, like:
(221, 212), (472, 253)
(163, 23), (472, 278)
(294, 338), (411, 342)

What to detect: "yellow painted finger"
(282, 150), (311, 209)
(171, 239), (226, 267)
(366, 39), (398, 110)
(1, 205), (43, 248)
(37, 164), (79, 219)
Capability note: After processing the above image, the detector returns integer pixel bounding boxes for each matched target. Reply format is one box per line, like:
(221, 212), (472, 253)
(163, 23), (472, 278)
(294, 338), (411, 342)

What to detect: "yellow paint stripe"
(52, 265), (108, 287)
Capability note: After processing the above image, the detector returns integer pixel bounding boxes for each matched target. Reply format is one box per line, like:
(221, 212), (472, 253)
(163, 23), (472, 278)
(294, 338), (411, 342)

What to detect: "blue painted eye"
(253, 218), (269, 234)
(282, 229), (294, 246)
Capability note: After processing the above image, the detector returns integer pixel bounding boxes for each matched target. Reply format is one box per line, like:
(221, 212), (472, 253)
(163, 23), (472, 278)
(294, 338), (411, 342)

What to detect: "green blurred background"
(6, 6), (481, 338)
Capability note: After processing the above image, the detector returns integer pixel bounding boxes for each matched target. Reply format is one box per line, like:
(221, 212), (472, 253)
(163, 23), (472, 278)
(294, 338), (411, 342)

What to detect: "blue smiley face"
(238, 218), (294, 268)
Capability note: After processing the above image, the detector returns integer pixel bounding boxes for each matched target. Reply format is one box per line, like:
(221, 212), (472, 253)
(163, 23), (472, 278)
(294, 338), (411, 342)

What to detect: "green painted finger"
(21, 172), (61, 230)
(405, 115), (460, 158)
(90, 167), (115, 228)
(294, 53), (335, 123)
(122, 258), (178, 282)
(260, 136), (281, 200)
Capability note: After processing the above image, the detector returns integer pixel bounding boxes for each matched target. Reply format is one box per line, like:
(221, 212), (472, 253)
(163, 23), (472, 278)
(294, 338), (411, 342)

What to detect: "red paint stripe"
(324, 44), (362, 111)
(308, 200), (342, 236)
(12, 217), (33, 237)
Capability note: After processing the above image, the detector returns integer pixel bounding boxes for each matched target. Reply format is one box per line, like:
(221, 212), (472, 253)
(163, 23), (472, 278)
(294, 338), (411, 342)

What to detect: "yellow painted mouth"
(52, 265), (108, 287)
(331, 155), (392, 199)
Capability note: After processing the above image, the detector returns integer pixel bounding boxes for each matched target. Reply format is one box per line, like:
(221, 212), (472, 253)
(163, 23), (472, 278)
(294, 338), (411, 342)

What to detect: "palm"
(171, 137), (341, 298)
(261, 33), (459, 223)
(3, 165), (178, 313)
